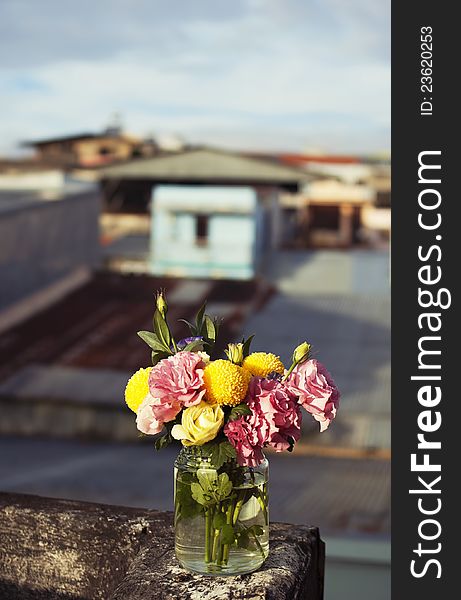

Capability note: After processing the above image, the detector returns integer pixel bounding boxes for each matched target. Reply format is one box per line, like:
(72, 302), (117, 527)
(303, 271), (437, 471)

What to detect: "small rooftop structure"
(151, 185), (276, 280)
(99, 147), (307, 190)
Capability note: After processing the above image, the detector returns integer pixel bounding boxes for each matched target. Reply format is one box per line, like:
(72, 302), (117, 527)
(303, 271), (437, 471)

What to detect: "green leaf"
(182, 339), (205, 352)
(209, 441), (237, 469)
(249, 525), (264, 537)
(228, 403), (252, 421)
(197, 468), (218, 491)
(153, 419), (180, 450)
(195, 302), (207, 331)
(191, 483), (207, 506)
(220, 523), (235, 545)
(175, 478), (203, 520)
(216, 472), (233, 500)
(137, 330), (170, 353)
(192, 468), (233, 504)
(213, 511), (227, 530)
(153, 309), (171, 348)
(213, 316), (221, 339)
(237, 530), (250, 549)
(204, 315), (216, 342)
(242, 334), (255, 358)
(154, 428), (173, 450)
(178, 318), (197, 335)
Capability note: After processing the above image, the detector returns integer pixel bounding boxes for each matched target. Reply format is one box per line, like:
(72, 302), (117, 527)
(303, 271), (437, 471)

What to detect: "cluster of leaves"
(137, 299), (221, 366)
(175, 473), (203, 520)
(178, 301), (221, 356)
(199, 438), (237, 469)
(236, 524), (265, 549)
(191, 470), (233, 506)
(153, 419), (179, 451)
(137, 304), (176, 366)
(136, 292), (255, 459)
(176, 469), (266, 550)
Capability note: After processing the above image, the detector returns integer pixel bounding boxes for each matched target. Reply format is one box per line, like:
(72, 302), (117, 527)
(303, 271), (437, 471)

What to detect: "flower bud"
(156, 290), (168, 317)
(225, 343), (244, 365)
(292, 341), (310, 365)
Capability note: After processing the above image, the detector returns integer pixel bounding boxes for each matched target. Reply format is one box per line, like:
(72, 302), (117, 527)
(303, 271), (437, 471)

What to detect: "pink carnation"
(136, 393), (182, 436)
(148, 351), (206, 407)
(248, 377), (301, 452)
(136, 394), (164, 435)
(224, 377), (302, 466)
(286, 359), (340, 432)
(224, 417), (267, 468)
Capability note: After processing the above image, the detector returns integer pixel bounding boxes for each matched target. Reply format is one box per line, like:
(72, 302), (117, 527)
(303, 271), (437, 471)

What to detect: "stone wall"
(0, 492), (324, 600)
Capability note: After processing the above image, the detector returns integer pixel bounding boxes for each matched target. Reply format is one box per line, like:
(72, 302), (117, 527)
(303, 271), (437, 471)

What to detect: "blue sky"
(0, 0), (390, 155)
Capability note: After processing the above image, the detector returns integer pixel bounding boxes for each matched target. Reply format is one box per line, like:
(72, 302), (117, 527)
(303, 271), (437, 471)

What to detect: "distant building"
(270, 153), (391, 247)
(151, 186), (272, 279)
(99, 147), (306, 278)
(23, 128), (157, 169)
(281, 179), (377, 247)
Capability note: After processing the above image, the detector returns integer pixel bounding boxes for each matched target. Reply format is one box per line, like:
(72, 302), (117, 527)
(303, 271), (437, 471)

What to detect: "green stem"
(211, 504), (224, 563)
(249, 528), (266, 560)
(221, 502), (234, 565)
(256, 494), (268, 525)
(211, 528), (221, 562)
(205, 508), (212, 563)
(282, 360), (297, 381)
(232, 497), (245, 525)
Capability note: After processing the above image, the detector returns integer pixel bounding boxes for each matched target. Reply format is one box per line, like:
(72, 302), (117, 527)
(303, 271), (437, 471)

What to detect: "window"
(309, 206), (340, 230)
(195, 215), (209, 246)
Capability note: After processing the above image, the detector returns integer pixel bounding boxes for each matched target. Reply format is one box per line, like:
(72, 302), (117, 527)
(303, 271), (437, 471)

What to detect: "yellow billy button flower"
(203, 359), (251, 406)
(242, 352), (285, 378)
(124, 367), (152, 413)
(171, 401), (224, 446)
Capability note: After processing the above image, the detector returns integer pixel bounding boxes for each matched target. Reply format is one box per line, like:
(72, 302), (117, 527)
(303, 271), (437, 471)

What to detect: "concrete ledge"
(0, 492), (324, 600)
(0, 365), (138, 441)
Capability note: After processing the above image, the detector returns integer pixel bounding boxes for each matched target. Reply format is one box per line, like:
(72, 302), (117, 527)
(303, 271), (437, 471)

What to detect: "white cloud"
(0, 0), (390, 155)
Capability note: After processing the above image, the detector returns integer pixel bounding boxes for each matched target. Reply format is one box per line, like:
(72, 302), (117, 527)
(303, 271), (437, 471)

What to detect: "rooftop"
(23, 129), (140, 147)
(99, 147), (308, 189)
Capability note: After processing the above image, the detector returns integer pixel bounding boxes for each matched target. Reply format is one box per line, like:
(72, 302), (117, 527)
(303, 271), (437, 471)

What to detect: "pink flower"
(224, 377), (302, 466)
(148, 351), (206, 407)
(224, 417), (267, 467)
(136, 394), (165, 435)
(286, 359), (340, 432)
(136, 394), (182, 436)
(248, 377), (302, 452)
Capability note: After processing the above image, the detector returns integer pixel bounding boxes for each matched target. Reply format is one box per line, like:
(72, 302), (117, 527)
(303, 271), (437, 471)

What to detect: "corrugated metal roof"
(98, 147), (308, 186)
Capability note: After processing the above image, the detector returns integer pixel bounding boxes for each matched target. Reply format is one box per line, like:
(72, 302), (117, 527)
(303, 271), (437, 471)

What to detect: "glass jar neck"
(175, 444), (267, 472)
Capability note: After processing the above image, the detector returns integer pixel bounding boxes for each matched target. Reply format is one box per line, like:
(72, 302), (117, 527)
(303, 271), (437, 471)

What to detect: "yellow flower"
(242, 352), (285, 378)
(224, 342), (244, 365)
(171, 401), (224, 446)
(203, 359), (251, 406)
(124, 367), (152, 413)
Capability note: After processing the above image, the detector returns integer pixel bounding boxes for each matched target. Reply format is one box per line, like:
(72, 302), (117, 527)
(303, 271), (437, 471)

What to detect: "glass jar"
(174, 446), (269, 576)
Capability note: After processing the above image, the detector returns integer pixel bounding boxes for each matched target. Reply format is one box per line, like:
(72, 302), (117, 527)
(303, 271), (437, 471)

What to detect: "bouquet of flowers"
(125, 291), (339, 575)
